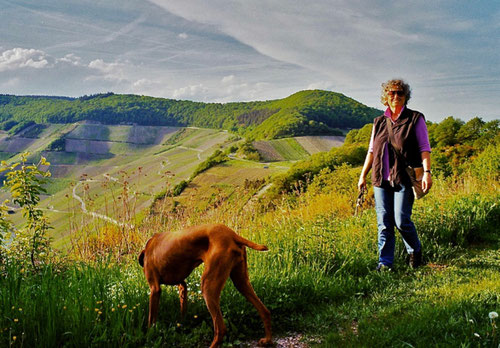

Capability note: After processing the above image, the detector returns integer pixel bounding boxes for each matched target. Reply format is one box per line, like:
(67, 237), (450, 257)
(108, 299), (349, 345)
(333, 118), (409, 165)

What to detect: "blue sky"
(0, 0), (498, 122)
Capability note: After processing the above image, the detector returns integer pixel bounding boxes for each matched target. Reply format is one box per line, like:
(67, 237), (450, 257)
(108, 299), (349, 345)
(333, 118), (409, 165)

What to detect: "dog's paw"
(257, 338), (273, 347)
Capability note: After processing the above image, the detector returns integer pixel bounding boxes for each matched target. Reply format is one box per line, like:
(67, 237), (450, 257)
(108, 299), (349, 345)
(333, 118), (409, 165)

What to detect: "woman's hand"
(358, 176), (367, 192)
(422, 172), (432, 192)
(358, 152), (373, 192)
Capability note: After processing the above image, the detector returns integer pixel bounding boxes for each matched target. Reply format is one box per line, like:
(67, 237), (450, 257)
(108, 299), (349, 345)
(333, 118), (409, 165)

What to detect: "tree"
(456, 117), (484, 145)
(433, 116), (464, 147)
(0, 153), (52, 269)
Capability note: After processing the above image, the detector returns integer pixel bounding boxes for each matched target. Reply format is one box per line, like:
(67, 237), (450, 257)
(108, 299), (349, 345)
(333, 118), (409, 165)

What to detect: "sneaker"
(376, 263), (392, 272)
(409, 251), (422, 268)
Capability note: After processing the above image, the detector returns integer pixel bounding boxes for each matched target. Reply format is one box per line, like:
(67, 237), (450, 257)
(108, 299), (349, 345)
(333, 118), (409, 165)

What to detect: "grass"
(1, 227), (497, 347)
(0, 129), (498, 347)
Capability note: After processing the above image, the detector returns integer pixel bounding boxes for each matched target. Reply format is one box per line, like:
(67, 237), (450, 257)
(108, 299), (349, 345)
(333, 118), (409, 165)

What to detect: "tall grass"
(0, 167), (498, 346)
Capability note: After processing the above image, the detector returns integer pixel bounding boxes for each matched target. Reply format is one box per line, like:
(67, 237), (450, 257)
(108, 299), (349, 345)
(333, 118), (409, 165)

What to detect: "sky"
(0, 0), (499, 122)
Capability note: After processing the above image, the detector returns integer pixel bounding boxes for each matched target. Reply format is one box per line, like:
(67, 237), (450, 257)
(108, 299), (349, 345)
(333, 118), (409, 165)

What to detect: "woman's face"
(386, 87), (406, 110)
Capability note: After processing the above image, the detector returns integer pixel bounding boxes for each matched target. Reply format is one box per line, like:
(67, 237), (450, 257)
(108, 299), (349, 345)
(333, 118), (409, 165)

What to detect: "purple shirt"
(369, 107), (431, 181)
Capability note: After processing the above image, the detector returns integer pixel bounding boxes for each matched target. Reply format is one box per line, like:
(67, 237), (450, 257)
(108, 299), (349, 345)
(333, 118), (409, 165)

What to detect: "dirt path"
(245, 333), (321, 347)
(72, 180), (134, 228)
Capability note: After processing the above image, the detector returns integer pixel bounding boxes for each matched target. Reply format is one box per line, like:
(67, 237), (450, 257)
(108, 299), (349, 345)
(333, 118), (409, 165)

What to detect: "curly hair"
(380, 79), (411, 106)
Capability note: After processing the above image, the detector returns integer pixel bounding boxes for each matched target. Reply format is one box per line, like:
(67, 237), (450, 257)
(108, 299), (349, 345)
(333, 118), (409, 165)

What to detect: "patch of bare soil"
(244, 333), (322, 348)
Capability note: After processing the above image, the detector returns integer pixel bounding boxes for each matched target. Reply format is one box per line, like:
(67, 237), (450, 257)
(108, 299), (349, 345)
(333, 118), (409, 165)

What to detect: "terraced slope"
(253, 135), (345, 161)
(0, 123), (344, 246)
(0, 124), (233, 245)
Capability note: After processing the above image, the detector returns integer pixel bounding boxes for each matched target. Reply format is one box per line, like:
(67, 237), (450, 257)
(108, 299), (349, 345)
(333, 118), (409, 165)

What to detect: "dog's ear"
(138, 250), (145, 267)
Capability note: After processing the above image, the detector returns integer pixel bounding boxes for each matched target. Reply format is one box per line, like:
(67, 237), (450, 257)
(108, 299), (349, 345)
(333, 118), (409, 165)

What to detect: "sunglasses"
(387, 90), (405, 97)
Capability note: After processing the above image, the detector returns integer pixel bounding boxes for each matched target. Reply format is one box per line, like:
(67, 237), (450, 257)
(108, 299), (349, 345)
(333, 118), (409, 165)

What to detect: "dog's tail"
(138, 250), (145, 267)
(234, 234), (268, 251)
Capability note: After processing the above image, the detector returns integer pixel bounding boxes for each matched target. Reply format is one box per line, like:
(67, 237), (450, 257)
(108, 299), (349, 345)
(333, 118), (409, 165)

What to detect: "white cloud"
(87, 59), (129, 82)
(58, 53), (83, 66)
(172, 84), (209, 99)
(178, 32), (188, 39)
(149, 0), (500, 122)
(221, 75), (235, 84)
(0, 48), (52, 72)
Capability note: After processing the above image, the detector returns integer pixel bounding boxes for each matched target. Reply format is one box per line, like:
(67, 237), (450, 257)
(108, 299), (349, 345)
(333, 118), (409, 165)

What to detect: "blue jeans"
(374, 182), (421, 266)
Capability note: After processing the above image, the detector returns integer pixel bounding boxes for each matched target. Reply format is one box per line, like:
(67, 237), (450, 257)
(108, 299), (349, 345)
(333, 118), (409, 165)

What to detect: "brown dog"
(139, 223), (272, 348)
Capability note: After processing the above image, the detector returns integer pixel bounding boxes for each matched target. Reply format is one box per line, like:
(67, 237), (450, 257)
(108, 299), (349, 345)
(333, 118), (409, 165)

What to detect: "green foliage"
(0, 153), (52, 269)
(0, 202), (13, 260)
(191, 149), (228, 178)
(0, 119), (18, 131)
(7, 120), (36, 136)
(427, 116), (500, 176)
(0, 90), (380, 140)
(45, 137), (66, 152)
(269, 144), (367, 196)
(471, 143), (500, 180)
(236, 141), (262, 161)
(21, 123), (46, 138)
(344, 123), (373, 145)
(430, 116), (464, 147)
(172, 180), (189, 196)
(415, 193), (500, 250)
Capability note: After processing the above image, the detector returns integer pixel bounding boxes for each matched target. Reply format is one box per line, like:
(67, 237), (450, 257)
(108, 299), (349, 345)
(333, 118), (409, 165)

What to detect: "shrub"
(46, 137), (66, 152)
(236, 141), (262, 161)
(470, 143), (500, 180)
(0, 119), (18, 131)
(8, 120), (36, 135)
(191, 149), (228, 178)
(0, 153), (52, 270)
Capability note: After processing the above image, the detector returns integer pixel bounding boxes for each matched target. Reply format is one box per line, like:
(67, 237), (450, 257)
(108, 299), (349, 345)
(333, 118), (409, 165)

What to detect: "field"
(1, 168), (498, 347)
(252, 136), (344, 162)
(0, 122), (498, 347)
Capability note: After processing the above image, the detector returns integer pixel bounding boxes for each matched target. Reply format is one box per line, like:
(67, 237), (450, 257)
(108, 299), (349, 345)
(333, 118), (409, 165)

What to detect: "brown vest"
(371, 107), (424, 187)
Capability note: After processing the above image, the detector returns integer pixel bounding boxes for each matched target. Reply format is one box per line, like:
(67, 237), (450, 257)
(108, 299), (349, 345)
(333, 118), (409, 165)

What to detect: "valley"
(0, 122), (345, 246)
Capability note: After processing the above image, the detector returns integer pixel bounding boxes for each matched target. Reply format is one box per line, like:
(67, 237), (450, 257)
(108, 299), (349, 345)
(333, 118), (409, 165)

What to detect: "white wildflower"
(489, 311), (498, 319)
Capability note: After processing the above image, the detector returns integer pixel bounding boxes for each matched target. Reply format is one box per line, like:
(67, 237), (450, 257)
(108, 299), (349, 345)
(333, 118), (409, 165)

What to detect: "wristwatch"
(424, 170), (432, 174)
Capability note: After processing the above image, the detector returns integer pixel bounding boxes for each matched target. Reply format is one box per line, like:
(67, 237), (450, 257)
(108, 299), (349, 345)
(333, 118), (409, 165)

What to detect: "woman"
(358, 79), (432, 271)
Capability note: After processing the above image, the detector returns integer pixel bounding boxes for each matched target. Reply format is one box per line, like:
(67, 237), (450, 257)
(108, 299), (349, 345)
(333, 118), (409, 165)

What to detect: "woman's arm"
(421, 151), (432, 192)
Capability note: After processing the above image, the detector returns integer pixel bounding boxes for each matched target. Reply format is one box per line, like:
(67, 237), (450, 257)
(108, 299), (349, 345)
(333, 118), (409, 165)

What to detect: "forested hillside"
(0, 90), (381, 139)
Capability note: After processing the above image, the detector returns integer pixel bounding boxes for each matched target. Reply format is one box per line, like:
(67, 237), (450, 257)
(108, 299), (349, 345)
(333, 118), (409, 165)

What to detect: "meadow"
(0, 156), (498, 347)
(0, 116), (499, 347)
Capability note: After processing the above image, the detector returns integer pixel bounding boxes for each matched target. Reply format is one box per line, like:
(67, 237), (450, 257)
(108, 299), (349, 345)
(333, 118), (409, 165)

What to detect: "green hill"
(0, 90), (381, 140)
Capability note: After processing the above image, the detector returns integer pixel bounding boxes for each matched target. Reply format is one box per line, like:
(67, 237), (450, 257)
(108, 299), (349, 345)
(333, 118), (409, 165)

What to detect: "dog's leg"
(178, 281), (187, 318)
(201, 258), (232, 348)
(230, 256), (272, 346)
(148, 283), (161, 327)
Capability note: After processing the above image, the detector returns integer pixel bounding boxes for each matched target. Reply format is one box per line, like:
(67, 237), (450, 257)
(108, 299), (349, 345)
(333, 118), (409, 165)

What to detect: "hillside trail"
(178, 145), (203, 160)
(72, 179), (134, 229)
(243, 183), (273, 210)
(244, 332), (321, 347)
